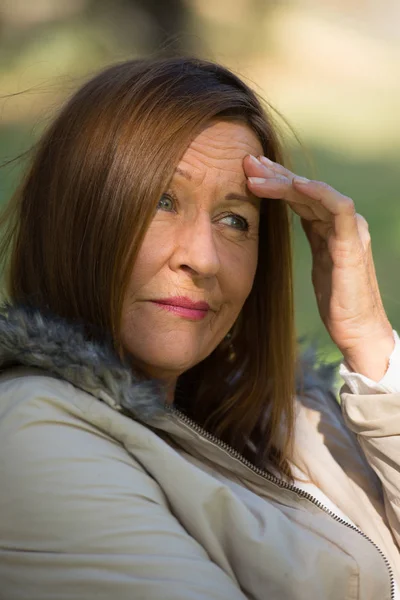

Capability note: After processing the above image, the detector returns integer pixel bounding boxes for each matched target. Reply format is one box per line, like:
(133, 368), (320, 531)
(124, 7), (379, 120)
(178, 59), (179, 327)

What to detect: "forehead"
(177, 120), (263, 183)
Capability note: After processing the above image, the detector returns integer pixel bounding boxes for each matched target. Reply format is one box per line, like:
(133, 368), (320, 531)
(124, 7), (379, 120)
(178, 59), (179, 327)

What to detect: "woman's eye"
(157, 194), (175, 212)
(219, 213), (249, 231)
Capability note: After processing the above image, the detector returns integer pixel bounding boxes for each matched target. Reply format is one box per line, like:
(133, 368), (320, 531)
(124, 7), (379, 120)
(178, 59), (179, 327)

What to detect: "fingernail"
(248, 177), (267, 184)
(248, 155), (262, 166)
(259, 156), (274, 166)
(293, 176), (310, 185)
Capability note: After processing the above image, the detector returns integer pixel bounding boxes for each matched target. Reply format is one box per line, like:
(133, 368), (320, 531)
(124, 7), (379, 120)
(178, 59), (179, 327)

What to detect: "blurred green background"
(1, 0), (399, 362)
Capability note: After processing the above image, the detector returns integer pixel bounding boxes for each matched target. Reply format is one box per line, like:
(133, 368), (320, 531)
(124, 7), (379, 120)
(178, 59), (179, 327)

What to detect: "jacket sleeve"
(0, 379), (248, 600)
(341, 386), (400, 548)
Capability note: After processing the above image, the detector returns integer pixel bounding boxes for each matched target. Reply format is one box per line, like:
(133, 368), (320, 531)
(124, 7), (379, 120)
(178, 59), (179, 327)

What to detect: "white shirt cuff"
(339, 330), (400, 394)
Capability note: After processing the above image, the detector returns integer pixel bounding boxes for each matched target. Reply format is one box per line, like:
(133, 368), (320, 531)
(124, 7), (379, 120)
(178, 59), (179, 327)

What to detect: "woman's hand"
(244, 154), (394, 381)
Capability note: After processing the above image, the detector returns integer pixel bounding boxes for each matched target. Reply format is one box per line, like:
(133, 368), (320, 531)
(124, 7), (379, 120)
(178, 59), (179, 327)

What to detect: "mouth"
(150, 296), (211, 321)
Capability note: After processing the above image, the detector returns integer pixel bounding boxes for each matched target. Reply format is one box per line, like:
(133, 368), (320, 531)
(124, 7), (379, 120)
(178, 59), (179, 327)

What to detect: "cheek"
(241, 252), (258, 298)
(219, 239), (259, 302)
(126, 222), (174, 295)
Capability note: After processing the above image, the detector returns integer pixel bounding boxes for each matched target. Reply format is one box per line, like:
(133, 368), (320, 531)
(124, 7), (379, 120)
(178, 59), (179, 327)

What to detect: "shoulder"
(0, 367), (113, 436)
(0, 367), (169, 540)
(0, 366), (142, 440)
(0, 366), (80, 408)
(0, 367), (163, 500)
(0, 368), (243, 600)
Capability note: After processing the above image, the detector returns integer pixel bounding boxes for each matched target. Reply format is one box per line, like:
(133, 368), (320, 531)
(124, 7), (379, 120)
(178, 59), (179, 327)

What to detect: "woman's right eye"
(157, 194), (175, 212)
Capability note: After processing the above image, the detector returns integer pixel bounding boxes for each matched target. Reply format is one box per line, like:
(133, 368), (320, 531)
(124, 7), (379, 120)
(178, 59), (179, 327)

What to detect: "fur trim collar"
(0, 304), (166, 421)
(0, 304), (337, 421)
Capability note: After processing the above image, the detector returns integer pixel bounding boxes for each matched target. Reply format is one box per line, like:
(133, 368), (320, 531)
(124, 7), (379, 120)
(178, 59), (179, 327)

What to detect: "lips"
(149, 296), (211, 321)
(153, 297), (210, 311)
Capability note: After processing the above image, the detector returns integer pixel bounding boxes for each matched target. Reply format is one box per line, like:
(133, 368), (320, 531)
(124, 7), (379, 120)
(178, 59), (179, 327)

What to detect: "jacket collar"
(0, 304), (337, 424)
(0, 304), (167, 422)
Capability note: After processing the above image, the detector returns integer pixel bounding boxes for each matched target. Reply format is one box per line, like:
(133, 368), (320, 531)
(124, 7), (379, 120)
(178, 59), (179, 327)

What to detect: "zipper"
(169, 406), (395, 600)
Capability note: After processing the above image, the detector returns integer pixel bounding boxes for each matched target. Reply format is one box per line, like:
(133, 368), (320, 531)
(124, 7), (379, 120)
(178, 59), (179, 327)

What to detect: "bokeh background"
(1, 0), (399, 361)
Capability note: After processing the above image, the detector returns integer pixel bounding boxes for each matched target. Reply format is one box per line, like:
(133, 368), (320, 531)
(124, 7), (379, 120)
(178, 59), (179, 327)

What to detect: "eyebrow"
(174, 167), (259, 209)
(175, 167), (192, 181)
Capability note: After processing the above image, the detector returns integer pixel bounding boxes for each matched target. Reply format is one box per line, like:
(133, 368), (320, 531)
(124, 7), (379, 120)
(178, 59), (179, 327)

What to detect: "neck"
(131, 360), (178, 405)
(165, 380), (177, 405)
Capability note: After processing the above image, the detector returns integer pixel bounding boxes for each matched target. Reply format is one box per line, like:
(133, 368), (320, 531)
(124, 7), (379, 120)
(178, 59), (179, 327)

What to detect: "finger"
(250, 158), (358, 231)
(293, 179), (358, 241)
(258, 155), (294, 179)
(247, 176), (332, 221)
(244, 154), (294, 181)
(245, 157), (355, 226)
(355, 214), (380, 299)
(355, 213), (371, 250)
(247, 175), (292, 199)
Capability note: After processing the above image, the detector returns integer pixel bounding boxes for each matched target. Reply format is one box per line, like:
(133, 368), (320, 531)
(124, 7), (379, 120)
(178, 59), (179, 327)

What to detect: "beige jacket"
(0, 307), (399, 600)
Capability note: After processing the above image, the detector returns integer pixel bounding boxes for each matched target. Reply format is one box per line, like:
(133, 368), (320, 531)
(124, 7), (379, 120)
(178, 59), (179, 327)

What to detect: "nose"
(170, 211), (220, 279)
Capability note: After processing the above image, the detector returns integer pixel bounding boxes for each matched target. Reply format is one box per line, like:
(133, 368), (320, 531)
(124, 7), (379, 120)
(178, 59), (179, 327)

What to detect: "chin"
(122, 328), (220, 379)
(131, 347), (208, 380)
(139, 358), (197, 380)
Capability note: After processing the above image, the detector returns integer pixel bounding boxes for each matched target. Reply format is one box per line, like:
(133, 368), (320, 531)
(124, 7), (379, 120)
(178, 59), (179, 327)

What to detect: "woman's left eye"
(157, 194), (176, 212)
(219, 213), (249, 231)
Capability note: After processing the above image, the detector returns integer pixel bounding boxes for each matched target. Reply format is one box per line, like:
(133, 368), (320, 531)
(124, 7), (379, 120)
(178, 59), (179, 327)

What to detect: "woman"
(0, 56), (398, 599)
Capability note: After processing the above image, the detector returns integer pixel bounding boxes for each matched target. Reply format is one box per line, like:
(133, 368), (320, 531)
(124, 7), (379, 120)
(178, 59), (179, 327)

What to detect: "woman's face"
(121, 120), (263, 383)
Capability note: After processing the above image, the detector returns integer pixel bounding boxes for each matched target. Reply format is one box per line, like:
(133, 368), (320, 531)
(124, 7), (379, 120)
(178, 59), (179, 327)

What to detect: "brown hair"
(0, 57), (296, 476)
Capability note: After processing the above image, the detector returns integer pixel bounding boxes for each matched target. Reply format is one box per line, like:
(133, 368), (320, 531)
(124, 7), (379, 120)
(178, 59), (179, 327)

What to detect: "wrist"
(342, 328), (395, 382)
